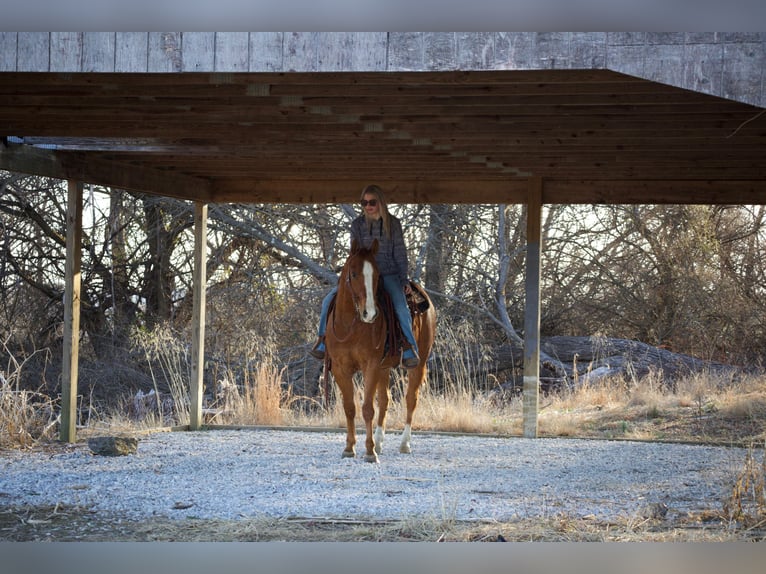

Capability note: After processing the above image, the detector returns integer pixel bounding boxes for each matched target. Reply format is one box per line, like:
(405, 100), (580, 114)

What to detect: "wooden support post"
(522, 176), (543, 438)
(189, 202), (208, 430)
(60, 180), (83, 443)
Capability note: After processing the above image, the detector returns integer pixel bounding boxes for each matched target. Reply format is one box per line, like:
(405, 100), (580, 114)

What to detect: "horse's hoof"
(342, 449), (355, 458)
(399, 444), (411, 454)
(364, 453), (379, 463)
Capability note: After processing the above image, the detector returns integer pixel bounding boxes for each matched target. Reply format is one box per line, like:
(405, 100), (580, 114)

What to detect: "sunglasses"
(360, 199), (378, 207)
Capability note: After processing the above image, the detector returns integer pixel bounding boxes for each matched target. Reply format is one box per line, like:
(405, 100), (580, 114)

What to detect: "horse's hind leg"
(400, 364), (426, 454)
(373, 372), (391, 456)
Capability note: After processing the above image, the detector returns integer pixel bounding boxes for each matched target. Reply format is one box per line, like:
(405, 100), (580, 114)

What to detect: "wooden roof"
(1, 68), (765, 205)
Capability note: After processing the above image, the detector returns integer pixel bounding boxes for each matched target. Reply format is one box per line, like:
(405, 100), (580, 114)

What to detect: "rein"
(330, 261), (383, 350)
(329, 270), (360, 343)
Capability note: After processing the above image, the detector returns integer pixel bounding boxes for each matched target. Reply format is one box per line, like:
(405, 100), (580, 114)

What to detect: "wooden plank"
(457, 32), (494, 70)
(686, 33), (720, 44)
(722, 33), (763, 42)
(608, 32), (646, 46)
(147, 178), (766, 206)
(543, 179), (766, 205)
(249, 32), (283, 71)
(148, 32), (182, 72)
(606, 44), (645, 77)
(570, 32), (607, 68)
(388, 32), (423, 70)
(209, 178), (531, 204)
(0, 32), (16, 71)
(0, 69), (651, 92)
(316, 32), (354, 71)
(684, 42), (724, 98)
(350, 32), (387, 71)
(723, 42), (765, 106)
(17, 32), (49, 71)
(647, 32), (685, 45)
(284, 32), (319, 71)
(0, 144), (213, 202)
(522, 176), (542, 439)
(493, 32), (533, 69)
(116, 32), (148, 72)
(50, 32), (83, 72)
(182, 32), (215, 71)
(82, 33), (115, 72)
(60, 180), (83, 443)
(534, 32), (571, 68)
(424, 32), (457, 70)
(644, 43), (684, 87)
(189, 202), (208, 431)
(214, 32), (249, 72)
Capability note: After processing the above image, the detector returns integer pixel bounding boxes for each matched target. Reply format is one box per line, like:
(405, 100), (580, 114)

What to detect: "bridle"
(330, 254), (382, 348)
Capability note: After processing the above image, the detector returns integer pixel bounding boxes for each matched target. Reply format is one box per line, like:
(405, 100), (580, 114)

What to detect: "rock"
(638, 502), (669, 520)
(88, 436), (138, 456)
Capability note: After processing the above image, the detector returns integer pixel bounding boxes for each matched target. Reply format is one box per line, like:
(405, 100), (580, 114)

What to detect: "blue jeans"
(317, 274), (418, 354)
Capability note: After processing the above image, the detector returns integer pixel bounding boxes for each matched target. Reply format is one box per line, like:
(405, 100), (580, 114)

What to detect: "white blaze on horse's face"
(361, 260), (377, 323)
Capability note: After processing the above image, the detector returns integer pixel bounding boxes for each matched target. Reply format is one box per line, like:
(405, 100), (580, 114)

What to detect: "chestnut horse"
(325, 239), (436, 463)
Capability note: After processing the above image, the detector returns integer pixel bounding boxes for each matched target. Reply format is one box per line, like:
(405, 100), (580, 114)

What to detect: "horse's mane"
(349, 238), (379, 261)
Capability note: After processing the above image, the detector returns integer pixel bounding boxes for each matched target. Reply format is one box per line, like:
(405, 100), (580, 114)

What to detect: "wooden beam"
(0, 143), (213, 202)
(522, 176), (543, 439)
(60, 180), (82, 443)
(189, 202), (208, 430)
(207, 179), (766, 206)
(543, 180), (766, 205)
(210, 179), (531, 204)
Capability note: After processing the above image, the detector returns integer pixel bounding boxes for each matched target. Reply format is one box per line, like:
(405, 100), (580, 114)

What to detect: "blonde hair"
(360, 184), (392, 239)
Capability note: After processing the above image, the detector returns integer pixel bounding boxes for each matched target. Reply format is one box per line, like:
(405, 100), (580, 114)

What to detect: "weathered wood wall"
(0, 32), (763, 106)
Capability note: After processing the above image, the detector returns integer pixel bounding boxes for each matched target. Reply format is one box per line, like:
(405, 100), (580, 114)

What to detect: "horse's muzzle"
(360, 307), (378, 323)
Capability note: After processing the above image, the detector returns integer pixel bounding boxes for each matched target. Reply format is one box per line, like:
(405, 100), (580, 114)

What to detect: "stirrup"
(400, 348), (419, 369)
(309, 337), (325, 360)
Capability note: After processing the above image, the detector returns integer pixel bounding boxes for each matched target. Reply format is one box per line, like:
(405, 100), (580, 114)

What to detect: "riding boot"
(309, 287), (337, 360)
(382, 274), (420, 368)
(309, 336), (326, 360)
(401, 345), (420, 369)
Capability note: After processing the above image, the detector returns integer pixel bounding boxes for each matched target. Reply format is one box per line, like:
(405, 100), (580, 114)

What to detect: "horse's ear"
(350, 238), (361, 254)
(370, 239), (379, 255)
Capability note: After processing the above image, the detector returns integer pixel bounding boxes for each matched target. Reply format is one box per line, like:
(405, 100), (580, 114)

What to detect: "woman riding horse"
(310, 184), (420, 368)
(318, 232), (436, 461)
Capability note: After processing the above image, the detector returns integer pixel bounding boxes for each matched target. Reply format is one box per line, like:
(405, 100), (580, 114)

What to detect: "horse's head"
(342, 239), (380, 323)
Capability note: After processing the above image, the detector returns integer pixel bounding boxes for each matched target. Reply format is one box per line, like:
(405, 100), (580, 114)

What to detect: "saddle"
(378, 280), (430, 360)
(326, 280), (429, 362)
(406, 280), (431, 316)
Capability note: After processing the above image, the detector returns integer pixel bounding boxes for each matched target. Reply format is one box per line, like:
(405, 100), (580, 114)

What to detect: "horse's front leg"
(333, 371), (356, 458)
(361, 369), (383, 463)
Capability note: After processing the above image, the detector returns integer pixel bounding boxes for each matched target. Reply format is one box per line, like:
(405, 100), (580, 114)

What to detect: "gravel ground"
(0, 428), (749, 523)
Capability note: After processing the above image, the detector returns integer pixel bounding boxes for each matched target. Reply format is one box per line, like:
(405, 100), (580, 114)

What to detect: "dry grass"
(4, 354), (766, 448)
(213, 358), (291, 426)
(0, 380), (58, 449)
(3, 332), (766, 541)
(0, 342), (57, 450)
(2, 501), (763, 542)
(3, 371), (766, 541)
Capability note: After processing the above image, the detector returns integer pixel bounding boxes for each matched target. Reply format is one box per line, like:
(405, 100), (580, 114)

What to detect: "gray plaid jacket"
(350, 214), (409, 288)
